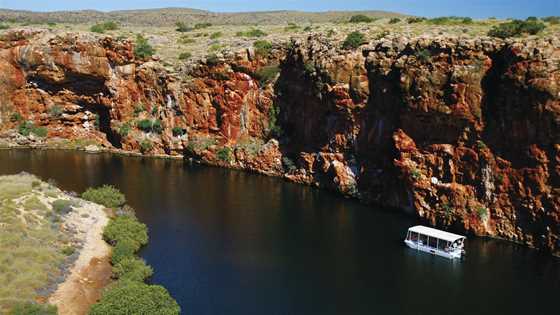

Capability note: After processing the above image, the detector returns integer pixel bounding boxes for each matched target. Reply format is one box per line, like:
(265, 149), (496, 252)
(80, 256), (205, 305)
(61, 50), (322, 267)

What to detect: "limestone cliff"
(1, 30), (559, 255)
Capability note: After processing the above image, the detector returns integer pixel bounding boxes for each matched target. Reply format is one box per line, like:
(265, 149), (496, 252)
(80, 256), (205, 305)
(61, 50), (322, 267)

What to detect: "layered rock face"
(1, 30), (559, 255)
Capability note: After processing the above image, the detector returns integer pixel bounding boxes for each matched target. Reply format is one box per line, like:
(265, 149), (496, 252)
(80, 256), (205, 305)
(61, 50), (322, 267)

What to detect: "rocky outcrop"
(1, 30), (559, 256)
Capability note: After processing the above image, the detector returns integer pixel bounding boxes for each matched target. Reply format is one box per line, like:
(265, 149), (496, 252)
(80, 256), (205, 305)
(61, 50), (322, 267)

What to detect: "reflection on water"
(0, 149), (559, 315)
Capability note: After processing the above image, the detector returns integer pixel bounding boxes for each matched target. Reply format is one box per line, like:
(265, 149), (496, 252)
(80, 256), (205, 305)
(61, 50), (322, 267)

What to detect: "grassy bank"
(0, 174), (84, 313)
(82, 185), (181, 314)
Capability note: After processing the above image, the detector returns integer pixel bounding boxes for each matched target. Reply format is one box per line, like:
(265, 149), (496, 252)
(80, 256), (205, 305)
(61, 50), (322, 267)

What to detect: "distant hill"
(0, 7), (406, 26)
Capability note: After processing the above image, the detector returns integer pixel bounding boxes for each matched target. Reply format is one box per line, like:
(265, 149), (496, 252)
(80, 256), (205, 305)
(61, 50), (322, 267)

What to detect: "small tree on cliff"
(134, 35), (155, 60)
(342, 31), (367, 49)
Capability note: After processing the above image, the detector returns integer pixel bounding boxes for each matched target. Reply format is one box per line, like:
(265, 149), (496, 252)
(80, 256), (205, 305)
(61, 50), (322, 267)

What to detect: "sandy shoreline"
(48, 201), (112, 315)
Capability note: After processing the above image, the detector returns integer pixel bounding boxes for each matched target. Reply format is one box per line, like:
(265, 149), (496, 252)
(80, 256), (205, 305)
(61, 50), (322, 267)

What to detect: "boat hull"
(404, 240), (462, 259)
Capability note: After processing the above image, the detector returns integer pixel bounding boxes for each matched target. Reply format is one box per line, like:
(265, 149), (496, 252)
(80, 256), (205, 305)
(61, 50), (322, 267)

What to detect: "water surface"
(0, 149), (558, 315)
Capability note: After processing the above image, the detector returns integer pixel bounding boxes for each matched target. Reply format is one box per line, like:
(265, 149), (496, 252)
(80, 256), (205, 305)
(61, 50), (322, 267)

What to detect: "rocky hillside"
(0, 29), (559, 256)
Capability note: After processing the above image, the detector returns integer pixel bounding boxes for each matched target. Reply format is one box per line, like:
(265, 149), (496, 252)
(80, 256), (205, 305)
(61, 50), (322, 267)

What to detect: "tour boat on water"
(404, 225), (466, 259)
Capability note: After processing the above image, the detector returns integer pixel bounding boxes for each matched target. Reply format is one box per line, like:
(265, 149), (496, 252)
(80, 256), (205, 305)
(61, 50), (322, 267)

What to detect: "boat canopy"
(408, 225), (465, 242)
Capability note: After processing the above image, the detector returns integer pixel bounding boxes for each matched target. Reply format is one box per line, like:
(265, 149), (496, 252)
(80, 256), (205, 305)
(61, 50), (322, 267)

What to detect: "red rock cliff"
(1, 31), (558, 255)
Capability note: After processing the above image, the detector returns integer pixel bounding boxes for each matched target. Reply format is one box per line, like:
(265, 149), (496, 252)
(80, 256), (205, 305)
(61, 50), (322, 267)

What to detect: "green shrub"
(134, 34), (155, 59)
(111, 239), (137, 265)
(349, 15), (374, 23)
(82, 185), (126, 208)
(32, 126), (48, 137)
(488, 20), (546, 38)
(389, 18), (401, 24)
(194, 22), (212, 29)
(103, 215), (148, 248)
(134, 103), (145, 115)
(342, 31), (367, 49)
(112, 257), (153, 282)
(178, 36), (196, 44)
(206, 53), (220, 66)
(90, 21), (119, 33)
(140, 139), (153, 153)
(8, 302), (57, 315)
(303, 26), (312, 32)
(476, 206), (488, 219)
(416, 49), (431, 62)
(254, 65), (280, 84)
(543, 16), (560, 25)
(90, 24), (106, 33)
(407, 17), (426, 24)
(253, 40), (273, 57)
(216, 147), (232, 162)
(0, 24), (10, 30)
(427, 16), (473, 25)
(210, 32), (222, 39)
(118, 123), (131, 137)
(136, 119), (162, 133)
(52, 199), (73, 214)
(268, 104), (282, 138)
(89, 281), (180, 315)
(18, 121), (47, 137)
(236, 29), (267, 37)
(102, 21), (119, 30)
(526, 16), (538, 22)
(282, 157), (297, 172)
(61, 245), (76, 256)
(284, 23), (300, 32)
(172, 127), (185, 137)
(178, 52), (192, 60)
(175, 22), (193, 32)
(10, 112), (22, 122)
(49, 105), (63, 118)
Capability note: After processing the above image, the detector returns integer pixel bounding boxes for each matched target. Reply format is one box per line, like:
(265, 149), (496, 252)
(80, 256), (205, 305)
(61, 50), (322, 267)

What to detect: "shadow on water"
(0, 149), (558, 315)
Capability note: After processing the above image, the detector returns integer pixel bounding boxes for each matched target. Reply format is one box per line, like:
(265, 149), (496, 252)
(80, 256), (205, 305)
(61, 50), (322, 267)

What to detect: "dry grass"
(0, 174), (76, 313)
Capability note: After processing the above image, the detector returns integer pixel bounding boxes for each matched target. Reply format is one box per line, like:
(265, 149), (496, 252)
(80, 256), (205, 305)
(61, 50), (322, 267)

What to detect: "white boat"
(404, 225), (466, 259)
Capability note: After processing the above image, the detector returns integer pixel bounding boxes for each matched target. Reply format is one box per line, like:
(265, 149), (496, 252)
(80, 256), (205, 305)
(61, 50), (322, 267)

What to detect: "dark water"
(0, 149), (559, 315)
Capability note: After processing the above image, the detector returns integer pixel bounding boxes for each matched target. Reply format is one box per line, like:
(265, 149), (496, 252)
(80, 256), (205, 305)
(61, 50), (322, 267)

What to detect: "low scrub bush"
(90, 281), (180, 315)
(8, 302), (57, 315)
(349, 15), (375, 23)
(140, 139), (153, 153)
(172, 127), (186, 137)
(389, 18), (401, 24)
(103, 215), (148, 249)
(0, 24), (10, 30)
(90, 21), (119, 33)
(82, 185), (126, 208)
(253, 40), (273, 57)
(18, 121), (47, 137)
(134, 34), (155, 59)
(194, 22), (212, 29)
(236, 29), (267, 38)
(48, 105), (63, 118)
(407, 17), (426, 24)
(488, 20), (546, 38)
(136, 119), (163, 134)
(178, 52), (192, 60)
(342, 31), (367, 49)
(111, 239), (137, 265)
(112, 257), (153, 282)
(427, 16), (473, 25)
(10, 112), (22, 122)
(216, 147), (233, 162)
(175, 22), (193, 32)
(210, 32), (222, 39)
(52, 199), (74, 215)
(118, 122), (131, 137)
(254, 65), (280, 85)
(284, 23), (300, 32)
(543, 16), (560, 25)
